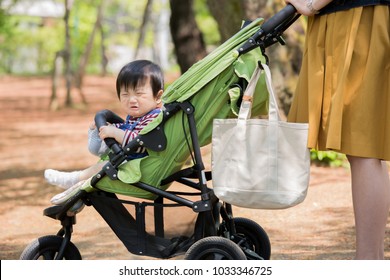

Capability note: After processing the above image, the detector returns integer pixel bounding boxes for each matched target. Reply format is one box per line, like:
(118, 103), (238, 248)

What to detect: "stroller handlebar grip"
(237, 4), (298, 55)
(260, 4), (297, 34)
(94, 109), (125, 150)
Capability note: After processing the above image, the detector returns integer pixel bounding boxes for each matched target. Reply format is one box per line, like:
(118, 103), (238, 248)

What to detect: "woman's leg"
(347, 155), (390, 259)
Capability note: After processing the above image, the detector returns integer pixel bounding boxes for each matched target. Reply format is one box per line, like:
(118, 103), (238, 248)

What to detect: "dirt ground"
(0, 75), (389, 260)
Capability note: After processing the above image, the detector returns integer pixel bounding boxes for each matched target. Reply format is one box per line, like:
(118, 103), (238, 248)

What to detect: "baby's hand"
(98, 125), (125, 144)
(99, 125), (115, 139)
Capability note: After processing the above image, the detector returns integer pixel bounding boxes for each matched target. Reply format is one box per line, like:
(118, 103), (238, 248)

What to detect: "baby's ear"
(156, 90), (163, 106)
(156, 89), (163, 99)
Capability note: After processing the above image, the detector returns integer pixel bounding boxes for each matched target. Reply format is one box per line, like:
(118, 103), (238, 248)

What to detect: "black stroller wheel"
(232, 217), (271, 260)
(20, 235), (82, 260)
(184, 236), (246, 260)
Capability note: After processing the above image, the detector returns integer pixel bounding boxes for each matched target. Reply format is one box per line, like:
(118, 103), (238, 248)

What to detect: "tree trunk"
(205, 0), (244, 43)
(99, 17), (108, 76)
(206, 0), (269, 43)
(169, 0), (207, 73)
(50, 50), (66, 111)
(134, 0), (154, 59)
(152, 0), (170, 69)
(64, 0), (73, 107)
(74, 0), (105, 105)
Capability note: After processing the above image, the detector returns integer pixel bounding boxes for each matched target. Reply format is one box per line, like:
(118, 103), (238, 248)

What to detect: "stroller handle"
(261, 3), (297, 34)
(237, 4), (298, 55)
(94, 109), (125, 152)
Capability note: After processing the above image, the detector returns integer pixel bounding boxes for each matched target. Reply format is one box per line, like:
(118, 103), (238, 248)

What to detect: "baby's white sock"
(44, 169), (81, 189)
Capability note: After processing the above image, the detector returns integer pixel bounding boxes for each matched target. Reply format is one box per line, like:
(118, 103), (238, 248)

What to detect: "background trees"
(0, 0), (305, 115)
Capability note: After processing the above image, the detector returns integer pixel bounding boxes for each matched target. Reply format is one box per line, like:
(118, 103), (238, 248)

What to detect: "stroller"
(21, 5), (300, 260)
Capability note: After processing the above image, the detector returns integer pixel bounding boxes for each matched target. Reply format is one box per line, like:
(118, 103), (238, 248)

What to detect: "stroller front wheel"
(20, 235), (82, 260)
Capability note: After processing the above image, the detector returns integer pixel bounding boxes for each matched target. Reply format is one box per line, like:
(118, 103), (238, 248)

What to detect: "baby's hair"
(116, 60), (164, 99)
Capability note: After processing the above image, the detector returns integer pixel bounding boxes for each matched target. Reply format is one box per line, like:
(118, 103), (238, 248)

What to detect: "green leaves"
(310, 149), (347, 167)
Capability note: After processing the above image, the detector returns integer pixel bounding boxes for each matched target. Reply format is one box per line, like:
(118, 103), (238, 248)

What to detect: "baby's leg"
(44, 161), (106, 189)
(44, 169), (81, 189)
(78, 161), (106, 181)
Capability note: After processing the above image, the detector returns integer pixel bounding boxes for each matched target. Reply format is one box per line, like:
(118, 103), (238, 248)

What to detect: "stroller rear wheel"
(184, 236), (246, 260)
(231, 217), (271, 260)
(20, 235), (82, 260)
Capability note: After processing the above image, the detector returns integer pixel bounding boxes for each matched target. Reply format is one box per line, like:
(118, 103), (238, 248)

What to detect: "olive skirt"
(288, 5), (390, 160)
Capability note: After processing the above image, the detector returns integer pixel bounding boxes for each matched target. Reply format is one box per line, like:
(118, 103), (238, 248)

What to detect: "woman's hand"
(285, 0), (333, 16)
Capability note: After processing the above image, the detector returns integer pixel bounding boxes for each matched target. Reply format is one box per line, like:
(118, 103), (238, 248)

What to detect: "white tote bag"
(211, 63), (310, 209)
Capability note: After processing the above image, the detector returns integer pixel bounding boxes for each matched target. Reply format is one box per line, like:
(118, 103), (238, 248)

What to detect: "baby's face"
(119, 81), (159, 117)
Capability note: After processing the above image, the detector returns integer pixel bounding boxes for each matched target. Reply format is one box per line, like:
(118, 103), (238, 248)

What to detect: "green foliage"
(103, 0), (150, 47)
(0, 0), (146, 75)
(310, 149), (347, 167)
(194, 0), (220, 46)
(0, 13), (64, 74)
(0, 8), (16, 73)
(70, 1), (101, 73)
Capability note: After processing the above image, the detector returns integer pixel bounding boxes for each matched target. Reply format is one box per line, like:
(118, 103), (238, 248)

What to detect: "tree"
(206, 0), (268, 43)
(64, 0), (73, 106)
(48, 0), (74, 109)
(74, 0), (106, 103)
(99, 16), (108, 76)
(50, 50), (66, 111)
(169, 0), (207, 73)
(134, 0), (154, 59)
(50, 0), (108, 109)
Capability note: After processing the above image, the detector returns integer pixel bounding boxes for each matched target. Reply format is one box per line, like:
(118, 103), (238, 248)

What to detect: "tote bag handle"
(238, 62), (282, 123)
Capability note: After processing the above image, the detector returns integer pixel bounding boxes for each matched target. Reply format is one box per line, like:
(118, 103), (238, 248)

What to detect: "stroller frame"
(21, 4), (300, 260)
(40, 100), (266, 260)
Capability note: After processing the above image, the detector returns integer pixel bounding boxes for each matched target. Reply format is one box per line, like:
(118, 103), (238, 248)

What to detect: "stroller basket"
(21, 5), (300, 260)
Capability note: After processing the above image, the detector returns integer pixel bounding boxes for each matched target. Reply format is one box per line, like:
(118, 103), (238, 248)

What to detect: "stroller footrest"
(44, 205), (64, 219)
(43, 205), (78, 224)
